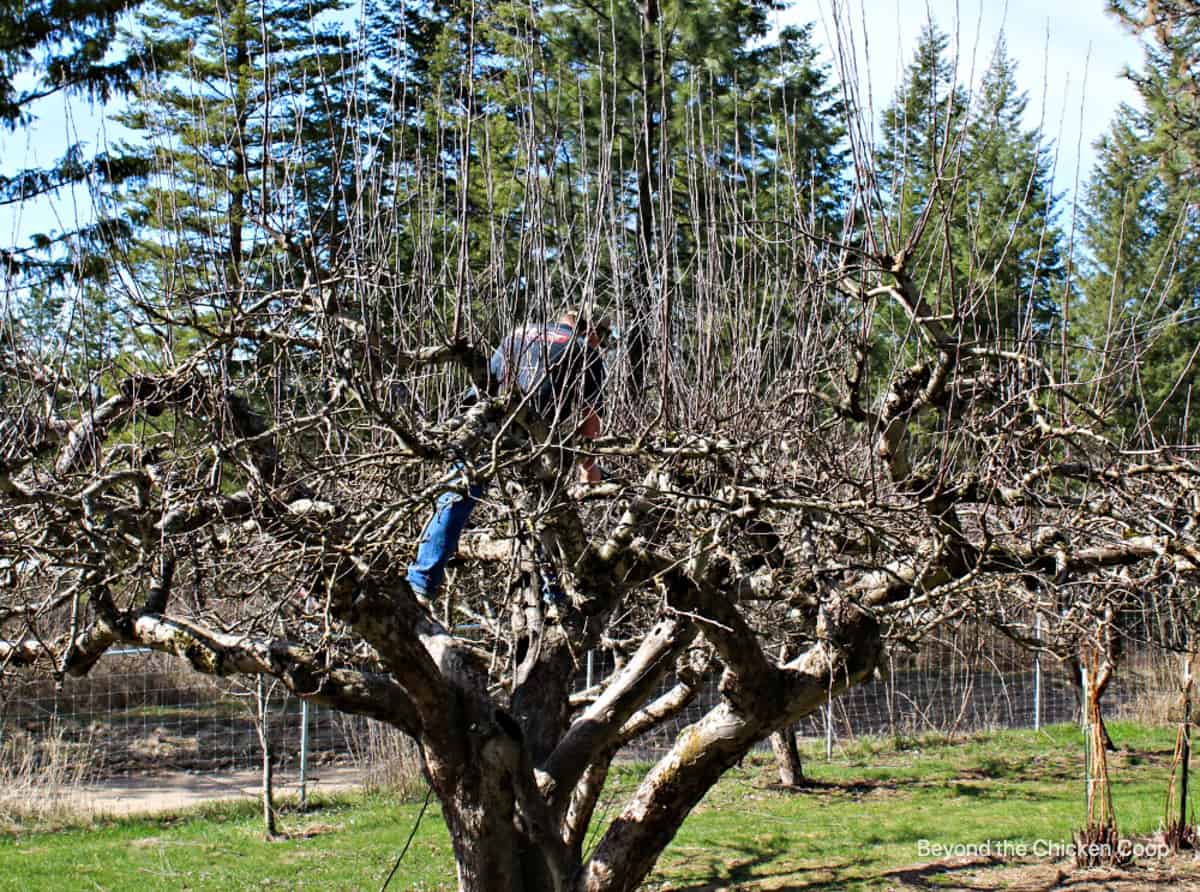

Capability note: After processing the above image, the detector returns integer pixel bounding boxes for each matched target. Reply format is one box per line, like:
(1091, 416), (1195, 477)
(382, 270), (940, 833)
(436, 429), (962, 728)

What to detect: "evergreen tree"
(0, 0), (134, 126)
(541, 1), (845, 392)
(1074, 2), (1200, 443)
(873, 23), (968, 360)
(959, 42), (1064, 343)
(1, 0), (147, 285)
(356, 0), (548, 336)
(1078, 103), (1200, 441)
(1107, 0), (1200, 184)
(112, 0), (353, 326)
(874, 29), (1064, 353)
(875, 25), (968, 257)
(353, 0), (845, 401)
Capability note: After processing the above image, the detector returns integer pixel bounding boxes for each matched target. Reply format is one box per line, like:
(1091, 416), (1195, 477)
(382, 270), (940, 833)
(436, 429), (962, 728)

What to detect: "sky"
(796, 0), (1147, 196)
(1, 0), (1149, 253)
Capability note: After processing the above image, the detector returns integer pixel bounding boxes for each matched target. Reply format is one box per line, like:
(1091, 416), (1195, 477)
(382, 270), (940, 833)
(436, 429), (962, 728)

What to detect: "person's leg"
(534, 526), (566, 606)
(406, 473), (484, 598)
(538, 566), (566, 606)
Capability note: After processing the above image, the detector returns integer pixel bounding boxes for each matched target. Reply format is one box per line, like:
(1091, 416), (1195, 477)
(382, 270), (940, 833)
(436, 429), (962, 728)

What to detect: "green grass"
(0, 794), (455, 891)
(649, 721), (1178, 889)
(117, 702), (249, 720)
(0, 721), (1184, 891)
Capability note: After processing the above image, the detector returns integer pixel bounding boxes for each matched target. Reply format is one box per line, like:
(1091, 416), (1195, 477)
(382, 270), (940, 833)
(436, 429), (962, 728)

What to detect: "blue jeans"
(405, 466), (564, 604)
(406, 468), (484, 598)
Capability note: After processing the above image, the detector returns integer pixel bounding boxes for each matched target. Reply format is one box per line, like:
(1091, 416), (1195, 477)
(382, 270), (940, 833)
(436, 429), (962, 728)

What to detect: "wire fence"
(0, 650), (354, 780)
(0, 628), (1184, 790)
(624, 635), (1178, 757)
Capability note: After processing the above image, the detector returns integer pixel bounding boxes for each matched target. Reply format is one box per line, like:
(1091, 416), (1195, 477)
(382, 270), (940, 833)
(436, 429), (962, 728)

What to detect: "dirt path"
(66, 765), (364, 817)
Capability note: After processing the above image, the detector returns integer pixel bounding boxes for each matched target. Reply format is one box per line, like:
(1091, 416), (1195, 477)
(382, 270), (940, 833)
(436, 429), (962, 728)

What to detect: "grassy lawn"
(0, 721), (1185, 891)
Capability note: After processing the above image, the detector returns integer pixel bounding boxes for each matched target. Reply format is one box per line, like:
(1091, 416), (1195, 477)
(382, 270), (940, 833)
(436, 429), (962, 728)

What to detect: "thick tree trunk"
(429, 687), (571, 892)
(444, 797), (523, 891)
(574, 600), (883, 892)
(434, 719), (538, 892)
(511, 609), (575, 763)
(770, 725), (804, 787)
(443, 773), (568, 892)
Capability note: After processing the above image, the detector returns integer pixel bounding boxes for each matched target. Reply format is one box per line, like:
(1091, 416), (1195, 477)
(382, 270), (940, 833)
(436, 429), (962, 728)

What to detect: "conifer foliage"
(1078, 1), (1200, 441)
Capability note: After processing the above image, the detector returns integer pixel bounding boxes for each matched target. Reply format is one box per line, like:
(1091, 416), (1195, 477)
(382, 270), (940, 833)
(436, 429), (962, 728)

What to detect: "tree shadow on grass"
(658, 839), (1006, 892)
(795, 770), (1075, 802)
(877, 855), (1007, 890)
(780, 777), (902, 796)
(656, 834), (840, 891)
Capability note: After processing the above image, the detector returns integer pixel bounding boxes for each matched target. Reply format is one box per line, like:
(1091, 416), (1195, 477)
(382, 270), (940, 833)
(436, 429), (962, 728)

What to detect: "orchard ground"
(4, 721), (1200, 890)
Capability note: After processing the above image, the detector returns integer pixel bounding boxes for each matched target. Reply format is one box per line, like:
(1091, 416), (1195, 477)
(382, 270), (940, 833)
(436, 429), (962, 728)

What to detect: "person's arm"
(577, 407), (602, 483)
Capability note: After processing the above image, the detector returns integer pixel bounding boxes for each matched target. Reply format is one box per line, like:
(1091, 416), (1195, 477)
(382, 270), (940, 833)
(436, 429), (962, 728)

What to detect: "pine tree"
(1, 0), (147, 286)
(1077, 109), (1200, 441)
(112, 0), (353, 325)
(355, 0), (550, 336)
(542, 1), (845, 391)
(351, 0), (845, 402)
(875, 25), (968, 255)
(0, 0), (134, 126)
(874, 29), (1064, 354)
(959, 42), (1064, 344)
(1074, 2), (1200, 442)
(1107, 0), (1200, 184)
(872, 23), (969, 360)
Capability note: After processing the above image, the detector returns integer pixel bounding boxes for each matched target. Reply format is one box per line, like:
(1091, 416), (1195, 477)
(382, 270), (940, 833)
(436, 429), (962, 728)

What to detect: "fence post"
(824, 703), (833, 761)
(299, 699), (310, 811)
(586, 650), (595, 691)
(1081, 662), (1091, 815)
(1034, 613), (1042, 732)
(1179, 649), (1192, 834)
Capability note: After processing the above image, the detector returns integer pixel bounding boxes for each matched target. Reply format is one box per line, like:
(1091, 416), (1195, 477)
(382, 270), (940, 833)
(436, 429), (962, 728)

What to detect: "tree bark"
(770, 725), (804, 787)
(256, 675), (278, 838)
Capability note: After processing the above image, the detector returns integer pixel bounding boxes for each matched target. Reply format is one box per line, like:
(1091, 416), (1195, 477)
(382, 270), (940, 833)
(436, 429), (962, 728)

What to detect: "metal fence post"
(586, 650), (595, 691)
(1034, 613), (1042, 732)
(824, 704), (833, 761)
(299, 699), (310, 810)
(1082, 661), (1091, 814)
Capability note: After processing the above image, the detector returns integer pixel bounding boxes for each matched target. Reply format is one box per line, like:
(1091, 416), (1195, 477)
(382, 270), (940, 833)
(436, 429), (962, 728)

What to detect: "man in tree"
(7, 7), (1200, 889)
(406, 307), (609, 603)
